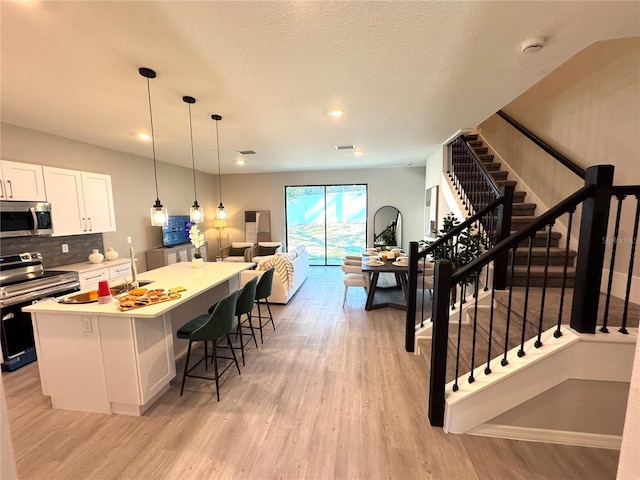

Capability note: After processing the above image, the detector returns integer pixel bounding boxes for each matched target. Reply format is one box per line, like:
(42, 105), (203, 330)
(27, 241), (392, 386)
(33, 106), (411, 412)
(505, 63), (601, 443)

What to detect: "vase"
(192, 257), (204, 268)
(88, 249), (104, 264)
(105, 247), (119, 261)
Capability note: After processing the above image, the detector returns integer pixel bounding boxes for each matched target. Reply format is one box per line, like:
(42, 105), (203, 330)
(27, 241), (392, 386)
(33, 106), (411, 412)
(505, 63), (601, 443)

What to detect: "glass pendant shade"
(216, 202), (228, 221)
(190, 202), (204, 223)
(150, 201), (168, 227)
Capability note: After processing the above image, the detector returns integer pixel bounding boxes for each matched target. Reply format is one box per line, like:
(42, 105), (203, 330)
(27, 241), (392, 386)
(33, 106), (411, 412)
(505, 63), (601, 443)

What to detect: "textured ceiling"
(1, 1), (639, 175)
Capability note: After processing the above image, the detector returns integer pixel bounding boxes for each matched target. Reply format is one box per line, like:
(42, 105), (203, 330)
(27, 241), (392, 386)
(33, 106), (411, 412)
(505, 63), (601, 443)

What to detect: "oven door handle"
(0, 281), (80, 308)
(29, 206), (39, 235)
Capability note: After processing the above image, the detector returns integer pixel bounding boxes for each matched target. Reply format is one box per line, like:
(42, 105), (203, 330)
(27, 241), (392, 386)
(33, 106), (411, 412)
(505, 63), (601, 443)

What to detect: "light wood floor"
(3, 267), (620, 479)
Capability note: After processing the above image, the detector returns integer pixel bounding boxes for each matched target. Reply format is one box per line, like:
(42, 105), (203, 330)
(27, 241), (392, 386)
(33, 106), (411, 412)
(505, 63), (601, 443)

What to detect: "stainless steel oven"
(0, 252), (79, 371)
(0, 200), (54, 238)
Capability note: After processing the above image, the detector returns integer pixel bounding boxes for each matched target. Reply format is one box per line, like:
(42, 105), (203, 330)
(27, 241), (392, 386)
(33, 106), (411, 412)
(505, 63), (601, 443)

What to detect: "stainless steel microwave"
(0, 201), (53, 238)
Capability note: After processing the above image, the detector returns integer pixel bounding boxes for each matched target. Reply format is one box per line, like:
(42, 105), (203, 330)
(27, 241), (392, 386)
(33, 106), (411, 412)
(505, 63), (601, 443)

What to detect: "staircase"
(460, 134), (577, 287)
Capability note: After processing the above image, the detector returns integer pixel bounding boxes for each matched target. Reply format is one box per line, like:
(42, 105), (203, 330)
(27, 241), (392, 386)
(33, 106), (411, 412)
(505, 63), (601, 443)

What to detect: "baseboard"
(468, 423), (622, 450)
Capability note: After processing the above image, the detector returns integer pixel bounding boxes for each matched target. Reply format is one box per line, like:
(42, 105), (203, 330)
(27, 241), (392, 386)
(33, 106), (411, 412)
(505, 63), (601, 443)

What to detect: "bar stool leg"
(180, 340), (193, 396)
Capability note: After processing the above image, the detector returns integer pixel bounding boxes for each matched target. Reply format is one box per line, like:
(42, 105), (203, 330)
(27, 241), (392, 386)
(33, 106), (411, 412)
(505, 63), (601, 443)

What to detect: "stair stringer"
(443, 327), (637, 434)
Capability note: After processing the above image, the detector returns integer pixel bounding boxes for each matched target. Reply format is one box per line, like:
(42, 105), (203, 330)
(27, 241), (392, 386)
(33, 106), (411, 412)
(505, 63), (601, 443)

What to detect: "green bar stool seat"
(178, 289), (240, 401)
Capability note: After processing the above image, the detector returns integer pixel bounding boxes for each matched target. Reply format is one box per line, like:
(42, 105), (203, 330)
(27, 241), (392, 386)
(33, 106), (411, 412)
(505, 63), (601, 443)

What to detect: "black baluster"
(519, 237), (534, 358)
(502, 247), (517, 367)
(602, 194), (625, 332)
(620, 194), (640, 334)
(556, 209), (575, 338)
(468, 272), (481, 384)
(485, 274), (497, 375)
(453, 282), (466, 392)
(535, 223), (554, 348)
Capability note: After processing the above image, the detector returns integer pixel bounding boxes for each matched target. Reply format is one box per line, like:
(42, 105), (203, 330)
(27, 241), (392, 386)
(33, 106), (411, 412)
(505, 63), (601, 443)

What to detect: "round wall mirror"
(373, 206), (402, 248)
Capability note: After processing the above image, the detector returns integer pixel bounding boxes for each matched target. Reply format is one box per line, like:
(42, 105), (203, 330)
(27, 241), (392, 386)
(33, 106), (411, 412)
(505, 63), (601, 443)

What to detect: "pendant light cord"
(188, 102), (198, 204)
(216, 118), (222, 205)
(145, 76), (160, 203)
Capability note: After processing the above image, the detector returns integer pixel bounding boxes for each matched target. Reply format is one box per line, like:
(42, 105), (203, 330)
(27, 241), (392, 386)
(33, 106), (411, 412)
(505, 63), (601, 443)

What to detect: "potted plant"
(428, 213), (482, 303)
(189, 224), (205, 268)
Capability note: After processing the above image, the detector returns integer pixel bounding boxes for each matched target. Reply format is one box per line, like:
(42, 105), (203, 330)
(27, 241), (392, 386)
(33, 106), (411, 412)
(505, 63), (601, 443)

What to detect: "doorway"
(285, 184), (367, 265)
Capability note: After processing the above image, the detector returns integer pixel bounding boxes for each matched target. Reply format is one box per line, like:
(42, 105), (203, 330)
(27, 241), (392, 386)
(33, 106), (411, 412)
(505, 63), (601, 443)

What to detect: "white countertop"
(54, 257), (131, 273)
(25, 261), (254, 318)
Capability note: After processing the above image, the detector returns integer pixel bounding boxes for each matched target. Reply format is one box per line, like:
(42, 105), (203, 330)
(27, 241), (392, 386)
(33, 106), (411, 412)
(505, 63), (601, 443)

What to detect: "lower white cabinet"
(59, 260), (133, 291)
(79, 269), (109, 290)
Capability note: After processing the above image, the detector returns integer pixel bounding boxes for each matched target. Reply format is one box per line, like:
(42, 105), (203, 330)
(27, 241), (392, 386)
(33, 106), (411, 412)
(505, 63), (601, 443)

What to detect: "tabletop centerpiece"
(189, 224), (205, 268)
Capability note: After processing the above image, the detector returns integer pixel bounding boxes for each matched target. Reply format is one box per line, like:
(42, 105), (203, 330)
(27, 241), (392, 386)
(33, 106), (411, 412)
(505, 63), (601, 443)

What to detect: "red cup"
(98, 280), (111, 297)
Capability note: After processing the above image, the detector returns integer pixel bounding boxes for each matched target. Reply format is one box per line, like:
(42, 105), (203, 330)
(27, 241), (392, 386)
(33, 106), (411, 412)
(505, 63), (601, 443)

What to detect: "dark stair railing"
(425, 164), (640, 427)
(496, 110), (586, 179)
(405, 132), (515, 352)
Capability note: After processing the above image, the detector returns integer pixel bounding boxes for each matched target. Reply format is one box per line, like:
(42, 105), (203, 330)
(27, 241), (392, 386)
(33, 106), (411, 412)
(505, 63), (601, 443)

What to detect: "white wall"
(220, 167), (426, 252)
(1, 123), (426, 265)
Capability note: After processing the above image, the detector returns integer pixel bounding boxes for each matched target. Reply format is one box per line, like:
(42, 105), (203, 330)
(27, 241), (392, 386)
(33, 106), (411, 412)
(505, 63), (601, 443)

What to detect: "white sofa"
(240, 245), (309, 304)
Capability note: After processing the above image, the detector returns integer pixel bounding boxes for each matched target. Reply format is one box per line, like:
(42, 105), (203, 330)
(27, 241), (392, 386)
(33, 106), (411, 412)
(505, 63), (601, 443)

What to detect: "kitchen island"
(24, 261), (254, 416)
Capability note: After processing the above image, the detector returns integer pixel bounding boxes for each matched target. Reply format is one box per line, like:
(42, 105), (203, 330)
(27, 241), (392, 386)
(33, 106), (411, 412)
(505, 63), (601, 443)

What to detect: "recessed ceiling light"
(137, 133), (151, 141)
(235, 158), (245, 166)
(354, 149), (363, 156)
(327, 107), (346, 117)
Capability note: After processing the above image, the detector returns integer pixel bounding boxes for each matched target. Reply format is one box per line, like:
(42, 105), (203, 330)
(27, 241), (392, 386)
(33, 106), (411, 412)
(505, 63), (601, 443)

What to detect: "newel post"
(405, 241), (419, 352)
(493, 182), (515, 290)
(428, 259), (453, 428)
(570, 165), (614, 333)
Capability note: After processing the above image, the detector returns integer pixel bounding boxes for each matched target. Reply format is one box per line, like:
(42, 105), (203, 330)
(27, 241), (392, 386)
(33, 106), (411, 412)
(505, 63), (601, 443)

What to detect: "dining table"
(361, 255), (410, 311)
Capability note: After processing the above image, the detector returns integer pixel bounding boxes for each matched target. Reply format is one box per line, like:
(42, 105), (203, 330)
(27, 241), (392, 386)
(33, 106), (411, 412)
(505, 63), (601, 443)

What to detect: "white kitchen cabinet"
(146, 242), (207, 270)
(108, 263), (132, 282)
(0, 160), (46, 201)
(42, 166), (116, 236)
(79, 269), (109, 291)
(58, 259), (133, 291)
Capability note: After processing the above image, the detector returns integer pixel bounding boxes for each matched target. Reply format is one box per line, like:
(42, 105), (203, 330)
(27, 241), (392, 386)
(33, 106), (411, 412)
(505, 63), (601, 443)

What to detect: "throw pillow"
(228, 247), (247, 256)
(258, 246), (278, 256)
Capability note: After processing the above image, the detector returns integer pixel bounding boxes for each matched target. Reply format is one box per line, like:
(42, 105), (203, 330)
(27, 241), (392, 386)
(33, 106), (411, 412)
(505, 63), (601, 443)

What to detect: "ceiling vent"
(238, 150), (256, 155)
(335, 144), (355, 151)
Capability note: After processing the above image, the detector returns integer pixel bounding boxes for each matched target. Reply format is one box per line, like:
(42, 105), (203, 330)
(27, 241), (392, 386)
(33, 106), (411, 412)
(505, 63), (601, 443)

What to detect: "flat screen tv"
(161, 215), (193, 248)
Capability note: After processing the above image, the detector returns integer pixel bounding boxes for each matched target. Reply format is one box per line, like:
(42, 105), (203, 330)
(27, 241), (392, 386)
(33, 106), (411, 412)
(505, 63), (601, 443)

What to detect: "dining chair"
(234, 276), (258, 366)
(417, 262), (435, 299)
(254, 267), (276, 343)
(341, 259), (369, 307)
(177, 289), (240, 400)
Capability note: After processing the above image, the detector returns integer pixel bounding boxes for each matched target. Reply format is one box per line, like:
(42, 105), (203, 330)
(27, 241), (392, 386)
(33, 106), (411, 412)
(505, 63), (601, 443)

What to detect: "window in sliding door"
(285, 184), (367, 266)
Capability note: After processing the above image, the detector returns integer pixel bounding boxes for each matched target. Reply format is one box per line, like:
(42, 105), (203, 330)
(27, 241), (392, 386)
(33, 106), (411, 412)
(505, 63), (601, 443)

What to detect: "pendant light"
(183, 96), (204, 223)
(212, 114), (228, 221)
(139, 67), (168, 227)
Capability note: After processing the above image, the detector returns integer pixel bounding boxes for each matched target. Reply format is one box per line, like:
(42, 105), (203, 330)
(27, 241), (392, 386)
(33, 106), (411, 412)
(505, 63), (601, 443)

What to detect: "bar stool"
(234, 276), (258, 366)
(177, 290), (240, 400)
(255, 267), (275, 343)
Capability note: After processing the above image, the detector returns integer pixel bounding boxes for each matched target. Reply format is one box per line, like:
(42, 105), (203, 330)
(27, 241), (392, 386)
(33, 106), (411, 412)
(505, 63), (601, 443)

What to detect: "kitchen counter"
(24, 261), (254, 416)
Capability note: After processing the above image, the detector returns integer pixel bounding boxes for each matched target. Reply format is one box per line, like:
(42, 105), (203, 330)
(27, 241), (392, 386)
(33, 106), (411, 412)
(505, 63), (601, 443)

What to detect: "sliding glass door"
(285, 184), (367, 265)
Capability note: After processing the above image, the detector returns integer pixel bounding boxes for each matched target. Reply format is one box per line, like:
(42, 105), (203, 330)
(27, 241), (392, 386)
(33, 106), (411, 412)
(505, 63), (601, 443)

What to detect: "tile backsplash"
(1, 234), (103, 269)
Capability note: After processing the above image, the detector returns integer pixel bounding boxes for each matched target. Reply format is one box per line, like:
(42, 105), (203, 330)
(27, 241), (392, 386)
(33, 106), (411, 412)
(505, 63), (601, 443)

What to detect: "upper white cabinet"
(0, 160), (46, 201)
(43, 166), (116, 236)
